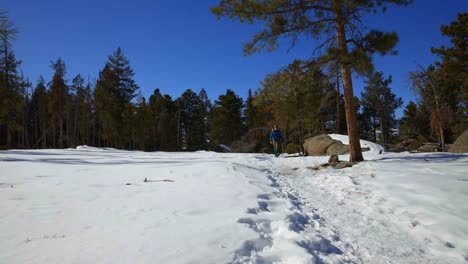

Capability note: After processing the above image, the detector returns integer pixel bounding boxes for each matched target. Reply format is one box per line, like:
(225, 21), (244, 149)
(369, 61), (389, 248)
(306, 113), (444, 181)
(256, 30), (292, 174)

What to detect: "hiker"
(270, 125), (283, 157)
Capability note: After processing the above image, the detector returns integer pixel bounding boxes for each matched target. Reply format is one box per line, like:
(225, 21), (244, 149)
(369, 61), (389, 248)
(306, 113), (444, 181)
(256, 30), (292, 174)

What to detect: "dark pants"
(272, 141), (280, 157)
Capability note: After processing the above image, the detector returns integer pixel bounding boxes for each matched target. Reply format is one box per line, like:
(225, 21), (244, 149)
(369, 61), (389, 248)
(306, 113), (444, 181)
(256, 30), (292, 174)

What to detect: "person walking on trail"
(270, 125), (283, 157)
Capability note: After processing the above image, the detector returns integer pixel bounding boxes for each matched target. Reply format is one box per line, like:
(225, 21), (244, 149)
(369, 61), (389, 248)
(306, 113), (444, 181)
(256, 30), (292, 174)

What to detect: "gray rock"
(326, 142), (350, 156)
(449, 129), (468, 153)
(418, 143), (441, 152)
(332, 162), (356, 169)
(303, 135), (336, 156)
(328, 154), (340, 164)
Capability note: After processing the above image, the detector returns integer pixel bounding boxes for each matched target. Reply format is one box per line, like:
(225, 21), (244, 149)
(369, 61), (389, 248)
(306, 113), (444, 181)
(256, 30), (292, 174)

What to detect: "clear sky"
(4, 0), (467, 116)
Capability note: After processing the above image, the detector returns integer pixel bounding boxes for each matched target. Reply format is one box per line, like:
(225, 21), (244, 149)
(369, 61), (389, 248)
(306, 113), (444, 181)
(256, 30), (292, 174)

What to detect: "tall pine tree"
(361, 72), (402, 144)
(209, 89), (244, 147)
(48, 58), (68, 148)
(94, 47), (139, 148)
(212, 0), (413, 161)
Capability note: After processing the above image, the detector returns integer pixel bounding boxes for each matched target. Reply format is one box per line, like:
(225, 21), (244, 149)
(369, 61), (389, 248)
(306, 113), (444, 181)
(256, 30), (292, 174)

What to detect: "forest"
(0, 8), (466, 153)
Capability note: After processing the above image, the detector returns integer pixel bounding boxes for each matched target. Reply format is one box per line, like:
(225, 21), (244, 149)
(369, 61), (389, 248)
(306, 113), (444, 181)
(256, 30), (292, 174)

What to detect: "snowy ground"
(1, 138), (468, 263)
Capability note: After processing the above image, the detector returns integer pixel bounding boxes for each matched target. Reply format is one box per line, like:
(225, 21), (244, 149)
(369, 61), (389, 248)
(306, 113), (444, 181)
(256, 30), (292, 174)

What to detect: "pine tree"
(94, 48), (139, 148)
(149, 88), (164, 150)
(0, 10), (21, 147)
(211, 0), (413, 162)
(160, 94), (178, 151)
(48, 58), (68, 148)
(177, 89), (195, 150)
(193, 88), (211, 150)
(244, 88), (258, 131)
(30, 77), (49, 148)
(131, 91), (151, 150)
(399, 101), (418, 140)
(361, 72), (402, 144)
(253, 60), (334, 145)
(431, 12), (468, 138)
(209, 89), (244, 147)
(410, 65), (456, 150)
(94, 65), (117, 147)
(70, 75), (93, 146)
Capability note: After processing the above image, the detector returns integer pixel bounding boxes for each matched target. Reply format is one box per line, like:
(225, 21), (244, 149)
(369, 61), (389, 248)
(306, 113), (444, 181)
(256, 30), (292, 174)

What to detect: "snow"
(1, 141), (468, 263)
(329, 133), (386, 154)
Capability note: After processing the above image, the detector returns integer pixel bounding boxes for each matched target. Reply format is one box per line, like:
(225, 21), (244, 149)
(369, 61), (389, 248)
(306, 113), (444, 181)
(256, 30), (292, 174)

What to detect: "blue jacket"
(270, 129), (282, 142)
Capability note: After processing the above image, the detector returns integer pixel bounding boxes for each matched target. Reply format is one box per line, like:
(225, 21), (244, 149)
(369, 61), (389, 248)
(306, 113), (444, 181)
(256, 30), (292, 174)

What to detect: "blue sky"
(4, 0), (467, 116)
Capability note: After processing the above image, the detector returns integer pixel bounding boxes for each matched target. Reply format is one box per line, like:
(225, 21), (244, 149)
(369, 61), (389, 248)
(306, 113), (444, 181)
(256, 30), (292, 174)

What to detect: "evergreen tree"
(431, 12), (468, 138)
(410, 65), (456, 150)
(48, 58), (68, 148)
(94, 48), (139, 148)
(253, 60), (334, 145)
(361, 72), (402, 144)
(30, 76), (49, 148)
(210, 89), (244, 147)
(176, 89), (200, 150)
(399, 101), (418, 140)
(244, 88), (258, 131)
(0, 10), (22, 147)
(76, 81), (93, 146)
(70, 74), (85, 146)
(149, 88), (164, 150)
(192, 88), (211, 150)
(160, 94), (178, 151)
(94, 65), (116, 147)
(212, 0), (413, 162)
(131, 91), (151, 150)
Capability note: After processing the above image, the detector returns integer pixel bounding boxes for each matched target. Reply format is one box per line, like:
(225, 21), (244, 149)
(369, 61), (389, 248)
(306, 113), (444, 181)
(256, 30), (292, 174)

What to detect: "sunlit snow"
(1, 136), (467, 263)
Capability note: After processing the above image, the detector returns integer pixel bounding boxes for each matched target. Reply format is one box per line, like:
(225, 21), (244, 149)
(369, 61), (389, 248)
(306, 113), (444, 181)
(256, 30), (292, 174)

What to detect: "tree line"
(0, 9), (466, 153)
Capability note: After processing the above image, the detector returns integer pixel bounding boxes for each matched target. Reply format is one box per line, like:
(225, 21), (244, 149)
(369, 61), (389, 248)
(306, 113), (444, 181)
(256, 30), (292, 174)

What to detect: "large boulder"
(326, 141), (350, 156)
(449, 129), (468, 153)
(388, 139), (422, 152)
(303, 134), (336, 156)
(418, 143), (441, 152)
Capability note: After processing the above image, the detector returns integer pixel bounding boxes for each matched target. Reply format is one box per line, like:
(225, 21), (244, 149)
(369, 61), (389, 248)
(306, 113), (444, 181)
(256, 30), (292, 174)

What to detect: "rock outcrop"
(449, 129), (468, 153)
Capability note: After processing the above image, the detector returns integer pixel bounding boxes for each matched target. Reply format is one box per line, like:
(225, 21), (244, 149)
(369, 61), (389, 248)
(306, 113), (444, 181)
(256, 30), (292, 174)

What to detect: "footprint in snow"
(257, 193), (271, 200)
(238, 218), (272, 235)
(444, 242), (455, 248)
(233, 218), (273, 263)
(296, 236), (343, 256)
(287, 212), (311, 233)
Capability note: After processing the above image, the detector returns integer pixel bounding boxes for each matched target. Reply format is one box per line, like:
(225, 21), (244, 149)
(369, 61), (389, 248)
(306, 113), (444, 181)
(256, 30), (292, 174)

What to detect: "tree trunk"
(439, 126), (445, 151)
(373, 116), (377, 142)
(59, 116), (63, 148)
(336, 74), (341, 134)
(333, 8), (363, 162)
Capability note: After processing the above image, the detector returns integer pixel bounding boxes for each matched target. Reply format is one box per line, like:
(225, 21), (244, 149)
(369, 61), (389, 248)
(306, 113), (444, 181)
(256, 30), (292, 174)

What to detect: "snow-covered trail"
(259, 153), (468, 264)
(230, 154), (362, 263)
(235, 154), (449, 264)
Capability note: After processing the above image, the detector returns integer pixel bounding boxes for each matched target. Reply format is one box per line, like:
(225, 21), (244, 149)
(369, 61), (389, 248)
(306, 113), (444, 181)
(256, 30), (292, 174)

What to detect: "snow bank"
(329, 133), (385, 154)
(76, 145), (106, 151)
